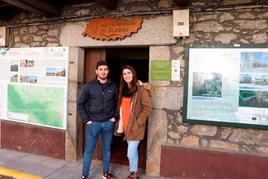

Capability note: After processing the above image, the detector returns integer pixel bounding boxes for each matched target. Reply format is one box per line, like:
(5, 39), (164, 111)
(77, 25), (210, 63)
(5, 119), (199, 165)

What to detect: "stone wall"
(2, 10), (61, 47)
(10, 24), (61, 47)
(5, 0), (267, 48)
(167, 9), (268, 155)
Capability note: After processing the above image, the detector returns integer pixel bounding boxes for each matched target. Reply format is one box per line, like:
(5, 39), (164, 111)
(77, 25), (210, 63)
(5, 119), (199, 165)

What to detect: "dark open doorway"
(106, 47), (149, 169)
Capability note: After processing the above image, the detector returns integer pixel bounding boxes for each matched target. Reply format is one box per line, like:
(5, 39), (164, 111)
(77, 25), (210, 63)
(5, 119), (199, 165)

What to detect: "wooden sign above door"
(82, 18), (143, 41)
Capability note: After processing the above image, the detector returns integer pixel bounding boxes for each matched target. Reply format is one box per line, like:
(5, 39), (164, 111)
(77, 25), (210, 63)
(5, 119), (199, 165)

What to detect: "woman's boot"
(126, 172), (139, 179)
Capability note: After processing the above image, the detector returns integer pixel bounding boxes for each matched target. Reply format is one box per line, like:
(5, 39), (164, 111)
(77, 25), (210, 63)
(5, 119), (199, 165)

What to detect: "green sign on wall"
(151, 60), (171, 81)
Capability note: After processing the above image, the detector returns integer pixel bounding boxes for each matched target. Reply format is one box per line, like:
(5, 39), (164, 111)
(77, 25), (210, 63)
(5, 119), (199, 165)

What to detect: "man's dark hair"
(96, 60), (109, 70)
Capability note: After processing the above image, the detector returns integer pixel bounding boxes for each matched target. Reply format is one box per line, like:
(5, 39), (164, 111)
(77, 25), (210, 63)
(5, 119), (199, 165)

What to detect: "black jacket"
(77, 79), (119, 122)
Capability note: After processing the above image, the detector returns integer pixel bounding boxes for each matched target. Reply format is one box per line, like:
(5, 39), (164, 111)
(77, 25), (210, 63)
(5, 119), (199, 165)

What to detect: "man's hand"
(110, 117), (116, 122)
(86, 120), (93, 125)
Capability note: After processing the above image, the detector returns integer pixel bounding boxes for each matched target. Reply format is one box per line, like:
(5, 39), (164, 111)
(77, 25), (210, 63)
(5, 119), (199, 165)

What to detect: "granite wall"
(0, 0), (267, 176)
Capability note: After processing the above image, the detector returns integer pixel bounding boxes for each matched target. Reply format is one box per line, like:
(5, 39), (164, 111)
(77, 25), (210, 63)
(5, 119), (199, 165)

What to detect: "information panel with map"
(183, 45), (268, 129)
(0, 47), (69, 129)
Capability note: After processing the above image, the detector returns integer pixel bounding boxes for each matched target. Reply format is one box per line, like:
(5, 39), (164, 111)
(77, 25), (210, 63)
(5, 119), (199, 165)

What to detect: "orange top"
(121, 97), (132, 132)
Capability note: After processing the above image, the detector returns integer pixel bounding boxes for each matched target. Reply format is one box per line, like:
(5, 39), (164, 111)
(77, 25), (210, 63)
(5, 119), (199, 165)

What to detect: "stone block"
(68, 82), (78, 102)
(14, 36), (20, 43)
(29, 26), (38, 33)
(220, 12), (234, 22)
(22, 35), (33, 43)
(191, 125), (217, 137)
(256, 146), (268, 154)
(177, 125), (188, 134)
(149, 81), (170, 87)
(146, 109), (167, 176)
(75, 9), (90, 16)
(65, 102), (78, 161)
(253, 33), (267, 43)
(33, 36), (42, 42)
(152, 86), (182, 110)
(209, 140), (238, 151)
(168, 131), (181, 139)
(234, 20), (266, 30)
(173, 46), (185, 56)
(31, 42), (41, 47)
(68, 47), (85, 82)
(215, 33), (237, 44)
(198, 14), (217, 21)
(238, 12), (254, 19)
(20, 27), (28, 34)
(150, 46), (170, 60)
(229, 129), (268, 146)
(47, 43), (59, 47)
(262, 12), (268, 18)
(181, 135), (199, 146)
(220, 127), (233, 140)
(48, 29), (59, 36)
(158, 0), (173, 8)
(195, 21), (223, 32)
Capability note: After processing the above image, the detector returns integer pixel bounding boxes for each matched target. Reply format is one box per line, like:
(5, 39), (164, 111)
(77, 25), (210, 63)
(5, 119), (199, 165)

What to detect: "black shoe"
(103, 172), (115, 179)
(126, 172), (139, 179)
(81, 176), (88, 179)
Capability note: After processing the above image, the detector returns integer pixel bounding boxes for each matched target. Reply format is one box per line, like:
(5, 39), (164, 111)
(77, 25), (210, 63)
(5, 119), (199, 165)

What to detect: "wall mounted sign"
(82, 18), (143, 41)
(171, 59), (180, 81)
(0, 47), (69, 129)
(151, 60), (171, 81)
(184, 45), (268, 130)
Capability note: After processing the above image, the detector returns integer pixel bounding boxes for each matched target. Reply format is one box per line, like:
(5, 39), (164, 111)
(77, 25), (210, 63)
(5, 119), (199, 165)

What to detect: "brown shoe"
(126, 172), (139, 179)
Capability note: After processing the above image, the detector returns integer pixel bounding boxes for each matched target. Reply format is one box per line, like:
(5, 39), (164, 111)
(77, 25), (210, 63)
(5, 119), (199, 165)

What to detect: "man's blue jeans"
(82, 120), (114, 176)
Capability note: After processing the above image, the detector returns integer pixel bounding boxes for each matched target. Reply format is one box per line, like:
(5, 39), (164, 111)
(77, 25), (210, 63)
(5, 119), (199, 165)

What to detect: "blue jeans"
(82, 120), (115, 176)
(127, 140), (140, 172)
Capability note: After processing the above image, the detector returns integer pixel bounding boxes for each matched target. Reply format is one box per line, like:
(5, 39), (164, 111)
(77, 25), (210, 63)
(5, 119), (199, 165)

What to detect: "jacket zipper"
(101, 91), (104, 112)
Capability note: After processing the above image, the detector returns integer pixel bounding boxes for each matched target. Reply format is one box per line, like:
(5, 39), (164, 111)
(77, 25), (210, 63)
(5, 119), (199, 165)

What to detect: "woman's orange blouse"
(121, 97), (132, 131)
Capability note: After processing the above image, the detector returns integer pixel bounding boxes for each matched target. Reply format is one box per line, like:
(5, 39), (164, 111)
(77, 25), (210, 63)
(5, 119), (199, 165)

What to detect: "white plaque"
(171, 59), (180, 81)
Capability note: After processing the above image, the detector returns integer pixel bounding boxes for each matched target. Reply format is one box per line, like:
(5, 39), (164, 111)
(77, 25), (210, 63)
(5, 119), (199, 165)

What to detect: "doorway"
(83, 47), (149, 169)
(106, 47), (149, 169)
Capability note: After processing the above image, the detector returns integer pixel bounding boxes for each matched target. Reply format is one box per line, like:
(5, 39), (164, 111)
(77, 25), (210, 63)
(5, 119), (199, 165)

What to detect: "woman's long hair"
(119, 65), (138, 105)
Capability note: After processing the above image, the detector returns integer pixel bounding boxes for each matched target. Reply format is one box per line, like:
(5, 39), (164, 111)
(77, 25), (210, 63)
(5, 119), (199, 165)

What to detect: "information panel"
(0, 47), (69, 129)
(184, 45), (268, 129)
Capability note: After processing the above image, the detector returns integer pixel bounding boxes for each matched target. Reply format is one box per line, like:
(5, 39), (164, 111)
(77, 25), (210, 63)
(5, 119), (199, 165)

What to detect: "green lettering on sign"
(0, 49), (7, 56)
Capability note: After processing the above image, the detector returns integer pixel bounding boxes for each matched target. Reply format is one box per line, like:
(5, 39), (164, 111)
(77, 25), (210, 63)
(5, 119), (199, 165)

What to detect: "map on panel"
(7, 84), (65, 128)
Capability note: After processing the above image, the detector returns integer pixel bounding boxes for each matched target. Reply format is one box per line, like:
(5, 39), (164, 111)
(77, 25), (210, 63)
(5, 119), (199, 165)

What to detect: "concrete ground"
(0, 148), (172, 179)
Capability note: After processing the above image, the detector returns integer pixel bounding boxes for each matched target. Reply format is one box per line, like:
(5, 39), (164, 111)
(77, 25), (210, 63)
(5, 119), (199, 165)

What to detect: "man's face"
(96, 65), (109, 80)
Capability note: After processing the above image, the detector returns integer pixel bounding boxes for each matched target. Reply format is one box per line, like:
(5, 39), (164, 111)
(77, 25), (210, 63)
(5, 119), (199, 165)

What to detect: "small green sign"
(151, 60), (171, 81)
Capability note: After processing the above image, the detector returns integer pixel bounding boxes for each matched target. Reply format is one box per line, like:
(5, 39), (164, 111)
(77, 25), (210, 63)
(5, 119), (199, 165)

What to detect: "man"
(78, 60), (118, 179)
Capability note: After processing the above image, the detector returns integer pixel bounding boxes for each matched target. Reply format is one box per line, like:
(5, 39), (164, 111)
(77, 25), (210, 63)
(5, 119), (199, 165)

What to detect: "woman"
(115, 65), (152, 179)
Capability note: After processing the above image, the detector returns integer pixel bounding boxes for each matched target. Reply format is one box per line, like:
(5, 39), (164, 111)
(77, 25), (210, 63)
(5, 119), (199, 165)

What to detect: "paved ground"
(0, 148), (172, 179)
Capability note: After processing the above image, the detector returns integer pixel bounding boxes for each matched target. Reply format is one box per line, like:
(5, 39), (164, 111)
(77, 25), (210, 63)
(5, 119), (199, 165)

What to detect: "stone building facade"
(0, 0), (268, 178)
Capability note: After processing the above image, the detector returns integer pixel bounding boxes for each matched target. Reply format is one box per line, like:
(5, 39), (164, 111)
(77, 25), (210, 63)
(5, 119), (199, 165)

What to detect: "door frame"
(83, 47), (150, 168)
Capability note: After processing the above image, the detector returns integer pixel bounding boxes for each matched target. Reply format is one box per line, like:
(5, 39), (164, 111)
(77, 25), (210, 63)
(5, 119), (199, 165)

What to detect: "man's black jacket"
(77, 79), (119, 122)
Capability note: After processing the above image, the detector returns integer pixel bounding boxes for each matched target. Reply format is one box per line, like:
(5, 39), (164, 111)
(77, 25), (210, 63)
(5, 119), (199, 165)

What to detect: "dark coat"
(77, 79), (119, 122)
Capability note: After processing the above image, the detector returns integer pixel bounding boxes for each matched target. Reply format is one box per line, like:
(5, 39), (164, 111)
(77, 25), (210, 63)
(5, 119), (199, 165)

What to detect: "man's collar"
(97, 79), (109, 84)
